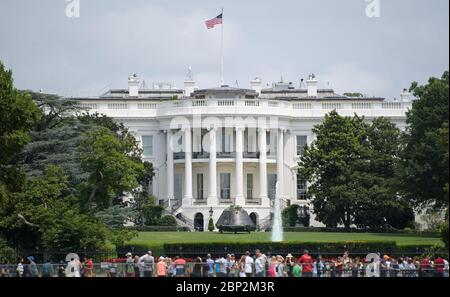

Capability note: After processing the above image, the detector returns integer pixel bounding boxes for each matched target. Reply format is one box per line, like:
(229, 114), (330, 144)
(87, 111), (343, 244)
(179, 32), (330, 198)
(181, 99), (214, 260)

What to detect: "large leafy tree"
(0, 165), (108, 250)
(299, 112), (414, 229)
(78, 126), (144, 211)
(0, 61), (153, 250)
(354, 118), (414, 229)
(398, 71), (449, 211)
(0, 62), (41, 204)
(299, 111), (369, 228)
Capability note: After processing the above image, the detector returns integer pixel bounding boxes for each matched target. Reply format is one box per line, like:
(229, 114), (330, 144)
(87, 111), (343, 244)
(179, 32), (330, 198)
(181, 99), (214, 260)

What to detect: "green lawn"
(127, 232), (442, 252)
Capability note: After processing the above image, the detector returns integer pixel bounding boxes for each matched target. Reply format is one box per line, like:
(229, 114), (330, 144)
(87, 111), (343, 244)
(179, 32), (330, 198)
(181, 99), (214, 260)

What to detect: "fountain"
(271, 182), (283, 242)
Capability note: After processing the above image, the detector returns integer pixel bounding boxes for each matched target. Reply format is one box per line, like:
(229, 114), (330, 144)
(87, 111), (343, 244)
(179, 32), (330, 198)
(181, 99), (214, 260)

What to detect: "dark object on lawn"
(216, 206), (256, 233)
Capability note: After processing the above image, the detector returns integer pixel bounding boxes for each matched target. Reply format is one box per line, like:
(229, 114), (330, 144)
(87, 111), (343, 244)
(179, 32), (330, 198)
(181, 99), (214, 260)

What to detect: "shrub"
(123, 226), (189, 232)
(142, 205), (164, 225)
(157, 215), (177, 226)
(208, 218), (214, 232)
(163, 241), (406, 257)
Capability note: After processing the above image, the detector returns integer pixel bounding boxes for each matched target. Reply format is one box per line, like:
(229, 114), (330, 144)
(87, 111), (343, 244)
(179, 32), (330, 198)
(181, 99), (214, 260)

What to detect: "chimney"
(184, 67), (197, 97)
(250, 77), (262, 96)
(128, 74), (140, 97)
(307, 73), (318, 97)
(400, 88), (412, 102)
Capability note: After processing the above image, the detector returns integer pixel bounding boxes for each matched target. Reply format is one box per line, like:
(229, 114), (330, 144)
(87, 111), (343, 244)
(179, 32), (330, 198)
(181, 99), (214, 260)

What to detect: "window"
(142, 136), (153, 157)
(247, 174), (253, 199)
(245, 129), (257, 153)
(267, 131), (277, 155)
(296, 135), (307, 156)
(221, 128), (232, 153)
(197, 174), (204, 200)
(268, 174), (277, 199)
(174, 174), (183, 200)
(297, 173), (307, 200)
(220, 173), (231, 199)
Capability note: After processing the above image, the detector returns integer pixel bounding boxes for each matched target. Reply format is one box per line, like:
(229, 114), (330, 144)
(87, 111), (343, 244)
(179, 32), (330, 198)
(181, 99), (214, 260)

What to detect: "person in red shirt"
(434, 256), (445, 277)
(299, 250), (313, 277)
(419, 256), (431, 277)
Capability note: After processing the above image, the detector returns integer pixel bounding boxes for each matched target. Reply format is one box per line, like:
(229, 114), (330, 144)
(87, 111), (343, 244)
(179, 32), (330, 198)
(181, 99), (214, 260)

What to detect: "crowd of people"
(0, 250), (448, 277)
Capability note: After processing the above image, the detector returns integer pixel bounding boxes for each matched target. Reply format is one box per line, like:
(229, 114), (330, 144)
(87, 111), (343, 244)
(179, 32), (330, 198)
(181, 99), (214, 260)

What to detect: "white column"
(277, 129), (284, 199)
(183, 128), (193, 206)
(235, 127), (244, 205)
(259, 128), (268, 206)
(208, 128), (218, 204)
(166, 130), (174, 202)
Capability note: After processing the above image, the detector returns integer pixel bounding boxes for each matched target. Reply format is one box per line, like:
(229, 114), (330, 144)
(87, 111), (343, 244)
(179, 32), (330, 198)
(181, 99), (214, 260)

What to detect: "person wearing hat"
(285, 253), (294, 277)
(125, 252), (135, 277)
(156, 256), (167, 277)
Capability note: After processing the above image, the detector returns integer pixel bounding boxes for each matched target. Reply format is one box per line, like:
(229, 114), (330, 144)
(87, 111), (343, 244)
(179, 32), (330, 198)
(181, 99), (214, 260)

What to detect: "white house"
(72, 71), (413, 231)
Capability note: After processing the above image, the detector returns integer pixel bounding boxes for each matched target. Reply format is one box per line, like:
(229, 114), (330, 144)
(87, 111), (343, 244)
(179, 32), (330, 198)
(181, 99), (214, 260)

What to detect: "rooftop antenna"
(186, 66), (194, 81)
(235, 80), (239, 88)
(299, 78), (305, 89)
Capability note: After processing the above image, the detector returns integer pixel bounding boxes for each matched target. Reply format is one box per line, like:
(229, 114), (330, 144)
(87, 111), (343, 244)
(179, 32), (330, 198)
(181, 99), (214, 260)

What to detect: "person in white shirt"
(16, 258), (24, 277)
(444, 259), (449, 278)
(254, 249), (266, 277)
(244, 251), (254, 277)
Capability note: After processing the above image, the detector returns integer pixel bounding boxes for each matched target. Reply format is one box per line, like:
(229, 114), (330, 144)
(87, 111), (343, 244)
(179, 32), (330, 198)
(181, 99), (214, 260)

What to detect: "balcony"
(193, 198), (207, 205)
(173, 152), (185, 160)
(217, 152), (236, 159)
(243, 151), (259, 159)
(193, 152), (210, 159)
(246, 198), (262, 205)
(219, 198), (235, 204)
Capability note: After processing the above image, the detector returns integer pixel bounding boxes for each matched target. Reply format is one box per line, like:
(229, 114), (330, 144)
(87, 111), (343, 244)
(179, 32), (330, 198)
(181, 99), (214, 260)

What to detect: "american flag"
(205, 13), (223, 29)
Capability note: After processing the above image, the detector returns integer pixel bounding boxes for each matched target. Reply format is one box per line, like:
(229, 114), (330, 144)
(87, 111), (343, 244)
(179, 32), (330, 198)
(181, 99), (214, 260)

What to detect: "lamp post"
(209, 207), (214, 218)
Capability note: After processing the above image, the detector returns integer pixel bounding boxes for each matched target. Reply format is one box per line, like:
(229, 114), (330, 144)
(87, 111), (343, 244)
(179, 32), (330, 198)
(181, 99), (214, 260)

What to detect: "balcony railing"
(243, 151), (259, 159)
(246, 198), (262, 205)
(193, 152), (210, 159)
(193, 198), (207, 205)
(217, 152), (236, 158)
(219, 197), (235, 204)
(173, 152), (185, 160)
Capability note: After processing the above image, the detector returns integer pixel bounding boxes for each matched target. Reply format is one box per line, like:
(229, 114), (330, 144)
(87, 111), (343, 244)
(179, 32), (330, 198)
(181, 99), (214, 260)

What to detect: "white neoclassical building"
(73, 71), (413, 231)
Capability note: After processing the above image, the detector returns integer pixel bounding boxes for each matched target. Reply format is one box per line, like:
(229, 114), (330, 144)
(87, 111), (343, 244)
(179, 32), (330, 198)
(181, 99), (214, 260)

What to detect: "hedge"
(161, 241), (441, 257)
(272, 227), (441, 237)
(123, 226), (191, 232)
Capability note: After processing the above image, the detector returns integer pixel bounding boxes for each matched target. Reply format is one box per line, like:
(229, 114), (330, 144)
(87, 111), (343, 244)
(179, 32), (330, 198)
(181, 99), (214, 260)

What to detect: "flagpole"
(220, 8), (224, 86)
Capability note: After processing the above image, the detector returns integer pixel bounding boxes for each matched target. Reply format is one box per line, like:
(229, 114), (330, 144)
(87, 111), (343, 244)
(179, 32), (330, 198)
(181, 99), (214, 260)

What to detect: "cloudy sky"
(0, 0), (448, 99)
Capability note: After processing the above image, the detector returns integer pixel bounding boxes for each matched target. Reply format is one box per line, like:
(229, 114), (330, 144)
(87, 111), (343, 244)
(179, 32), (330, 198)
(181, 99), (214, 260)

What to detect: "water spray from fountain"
(271, 182), (283, 242)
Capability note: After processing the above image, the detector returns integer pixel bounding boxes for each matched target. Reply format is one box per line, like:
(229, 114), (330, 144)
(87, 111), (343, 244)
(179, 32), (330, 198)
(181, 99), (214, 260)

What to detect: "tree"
(353, 118), (414, 229)
(208, 218), (215, 232)
(0, 165), (108, 250)
(94, 205), (137, 229)
(282, 205), (310, 227)
(0, 62), (41, 204)
(398, 71), (449, 210)
(78, 127), (145, 211)
(0, 63), (41, 165)
(299, 112), (414, 229)
(299, 111), (369, 228)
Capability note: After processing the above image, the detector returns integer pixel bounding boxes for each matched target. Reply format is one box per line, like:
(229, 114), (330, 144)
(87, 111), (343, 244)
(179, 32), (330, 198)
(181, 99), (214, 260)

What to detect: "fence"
(0, 262), (448, 278)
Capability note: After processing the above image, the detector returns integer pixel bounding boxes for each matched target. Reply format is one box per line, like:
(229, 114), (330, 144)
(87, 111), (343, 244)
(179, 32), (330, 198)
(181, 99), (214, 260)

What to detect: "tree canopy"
(299, 111), (414, 229)
(398, 71), (449, 211)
